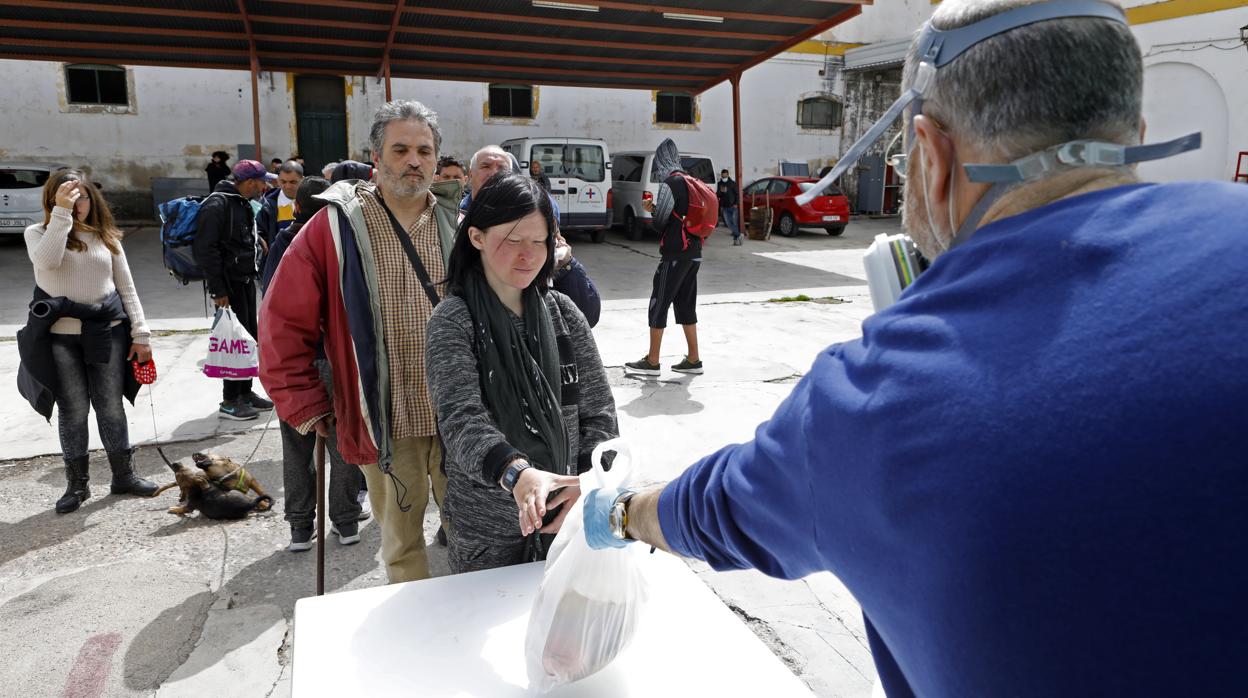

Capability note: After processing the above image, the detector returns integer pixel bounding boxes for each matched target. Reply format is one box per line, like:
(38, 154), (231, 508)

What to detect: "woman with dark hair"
(426, 172), (618, 573)
(21, 168), (158, 513)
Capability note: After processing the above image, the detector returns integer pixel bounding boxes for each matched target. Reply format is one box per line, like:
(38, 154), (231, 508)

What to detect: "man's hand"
(642, 199), (655, 214)
(583, 487), (634, 550)
(213, 296), (230, 309)
(259, 237), (270, 255)
(128, 344), (153, 364)
(512, 468), (580, 536)
(313, 415), (335, 439)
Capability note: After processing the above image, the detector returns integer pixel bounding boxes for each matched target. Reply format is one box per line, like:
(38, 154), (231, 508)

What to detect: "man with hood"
(624, 138), (703, 376)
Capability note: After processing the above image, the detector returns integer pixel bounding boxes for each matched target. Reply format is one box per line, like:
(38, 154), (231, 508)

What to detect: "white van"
(608, 151), (715, 241)
(500, 137), (610, 243)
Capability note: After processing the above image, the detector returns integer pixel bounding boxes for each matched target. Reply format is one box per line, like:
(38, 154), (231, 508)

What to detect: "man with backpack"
(625, 138), (717, 377)
(193, 159), (275, 421)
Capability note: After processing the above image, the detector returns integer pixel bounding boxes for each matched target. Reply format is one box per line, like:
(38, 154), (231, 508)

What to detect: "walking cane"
(315, 432), (326, 596)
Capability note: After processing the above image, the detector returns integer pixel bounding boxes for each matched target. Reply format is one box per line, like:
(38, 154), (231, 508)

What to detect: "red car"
(741, 176), (851, 237)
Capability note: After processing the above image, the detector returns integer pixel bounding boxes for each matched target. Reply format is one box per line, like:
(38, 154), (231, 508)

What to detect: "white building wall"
(0, 51), (838, 216)
(1129, 5), (1248, 182)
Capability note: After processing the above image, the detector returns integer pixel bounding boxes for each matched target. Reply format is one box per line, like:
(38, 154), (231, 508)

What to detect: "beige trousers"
(362, 436), (448, 584)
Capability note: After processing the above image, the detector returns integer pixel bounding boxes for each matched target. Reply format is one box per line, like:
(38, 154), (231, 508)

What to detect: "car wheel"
(825, 225), (846, 237)
(591, 228), (607, 244)
(776, 212), (797, 237)
(625, 210), (644, 241)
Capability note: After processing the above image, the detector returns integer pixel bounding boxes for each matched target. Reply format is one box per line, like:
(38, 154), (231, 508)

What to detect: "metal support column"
(731, 73), (744, 224)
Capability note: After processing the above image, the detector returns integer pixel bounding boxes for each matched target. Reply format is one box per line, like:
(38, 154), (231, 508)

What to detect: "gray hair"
(278, 160), (304, 176)
(368, 99), (442, 160)
(469, 145), (509, 172)
(321, 162), (338, 179)
(903, 0), (1142, 161)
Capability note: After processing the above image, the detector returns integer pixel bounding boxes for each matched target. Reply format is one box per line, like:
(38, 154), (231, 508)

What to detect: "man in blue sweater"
(583, 1), (1248, 696)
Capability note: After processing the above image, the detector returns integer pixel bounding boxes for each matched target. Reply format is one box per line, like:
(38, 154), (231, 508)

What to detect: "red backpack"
(673, 172), (719, 242)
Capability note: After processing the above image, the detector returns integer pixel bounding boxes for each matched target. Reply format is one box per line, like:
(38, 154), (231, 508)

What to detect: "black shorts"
(647, 259), (700, 329)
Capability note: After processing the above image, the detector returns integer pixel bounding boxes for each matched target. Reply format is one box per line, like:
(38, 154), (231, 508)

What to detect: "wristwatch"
(608, 491), (637, 541)
(500, 458), (532, 493)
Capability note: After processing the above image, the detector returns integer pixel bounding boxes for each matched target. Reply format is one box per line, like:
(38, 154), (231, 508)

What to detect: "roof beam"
(0, 0), (238, 21)
(388, 57), (704, 84)
(580, 1), (819, 24)
(696, 4), (864, 93)
(400, 7), (789, 41)
(1, 38), (249, 59)
(379, 0), (406, 98)
(389, 68), (695, 93)
(0, 18), (242, 41)
(0, 50), (243, 71)
(393, 26), (758, 56)
(389, 44), (734, 70)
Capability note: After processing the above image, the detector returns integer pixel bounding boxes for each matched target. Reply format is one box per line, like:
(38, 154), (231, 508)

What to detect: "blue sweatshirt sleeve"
(658, 371), (825, 580)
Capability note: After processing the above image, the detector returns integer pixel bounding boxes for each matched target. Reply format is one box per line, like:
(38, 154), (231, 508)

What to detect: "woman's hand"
(54, 181), (81, 210)
(512, 467), (580, 536)
(128, 344), (152, 364)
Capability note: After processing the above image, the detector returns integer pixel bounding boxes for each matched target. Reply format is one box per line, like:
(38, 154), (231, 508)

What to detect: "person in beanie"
(193, 159), (275, 421)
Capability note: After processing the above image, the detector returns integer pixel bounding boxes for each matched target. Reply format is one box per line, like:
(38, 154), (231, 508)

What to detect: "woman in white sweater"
(24, 169), (158, 513)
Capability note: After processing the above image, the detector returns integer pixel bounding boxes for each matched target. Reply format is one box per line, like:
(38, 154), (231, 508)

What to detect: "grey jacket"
(426, 290), (618, 536)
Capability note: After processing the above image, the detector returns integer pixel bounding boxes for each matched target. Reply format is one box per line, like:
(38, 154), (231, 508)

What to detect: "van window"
(530, 144), (563, 177)
(0, 169), (51, 189)
(564, 145), (605, 182)
(612, 156), (644, 183)
(649, 156), (714, 184)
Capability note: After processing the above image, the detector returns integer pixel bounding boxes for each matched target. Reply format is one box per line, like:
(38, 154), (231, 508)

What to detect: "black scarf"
(463, 270), (568, 473)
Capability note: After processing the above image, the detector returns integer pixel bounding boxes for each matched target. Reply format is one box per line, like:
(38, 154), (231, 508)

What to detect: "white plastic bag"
(525, 438), (649, 693)
(203, 307), (259, 380)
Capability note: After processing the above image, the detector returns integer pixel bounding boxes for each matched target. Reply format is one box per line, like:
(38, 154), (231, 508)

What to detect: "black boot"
(108, 448), (158, 497)
(55, 455), (91, 514)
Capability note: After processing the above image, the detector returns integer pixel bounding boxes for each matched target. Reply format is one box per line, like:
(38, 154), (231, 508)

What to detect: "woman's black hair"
(445, 171), (555, 296)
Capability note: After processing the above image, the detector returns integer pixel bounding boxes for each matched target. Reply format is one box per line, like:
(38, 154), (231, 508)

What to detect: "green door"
(295, 76), (347, 176)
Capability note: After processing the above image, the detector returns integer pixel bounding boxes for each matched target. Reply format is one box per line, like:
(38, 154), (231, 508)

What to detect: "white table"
(293, 552), (813, 696)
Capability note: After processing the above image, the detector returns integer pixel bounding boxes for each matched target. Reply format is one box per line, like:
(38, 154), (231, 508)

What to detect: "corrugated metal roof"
(844, 36), (911, 72)
(0, 0), (866, 92)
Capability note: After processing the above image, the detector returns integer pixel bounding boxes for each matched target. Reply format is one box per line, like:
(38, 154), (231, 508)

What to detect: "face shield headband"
(795, 0), (1202, 246)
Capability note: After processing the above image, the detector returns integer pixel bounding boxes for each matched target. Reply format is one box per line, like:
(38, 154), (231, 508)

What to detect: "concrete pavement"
(0, 218), (902, 697)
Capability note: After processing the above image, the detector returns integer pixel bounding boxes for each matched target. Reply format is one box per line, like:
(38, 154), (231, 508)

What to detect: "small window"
(612, 156), (644, 183)
(66, 64), (128, 106)
(564, 145), (606, 183)
(488, 84), (533, 119)
(531, 144), (563, 176)
(656, 92), (694, 125)
(797, 97), (842, 130)
(0, 168), (52, 189)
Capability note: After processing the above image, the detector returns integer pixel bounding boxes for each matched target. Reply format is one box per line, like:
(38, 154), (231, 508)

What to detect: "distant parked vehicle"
(501, 137), (610, 243)
(741, 176), (851, 237)
(608, 150), (715, 241)
(0, 162), (68, 234)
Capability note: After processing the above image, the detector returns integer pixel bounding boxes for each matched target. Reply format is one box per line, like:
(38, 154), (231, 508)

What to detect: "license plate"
(0, 219), (27, 227)
(822, 215), (842, 222)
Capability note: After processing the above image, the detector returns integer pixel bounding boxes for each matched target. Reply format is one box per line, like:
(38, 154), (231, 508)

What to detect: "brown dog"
(154, 449), (272, 519)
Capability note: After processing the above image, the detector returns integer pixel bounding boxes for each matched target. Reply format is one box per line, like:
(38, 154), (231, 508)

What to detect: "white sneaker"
(357, 491), (371, 521)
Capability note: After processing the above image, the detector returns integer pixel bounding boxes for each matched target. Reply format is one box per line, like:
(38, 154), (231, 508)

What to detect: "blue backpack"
(159, 194), (215, 285)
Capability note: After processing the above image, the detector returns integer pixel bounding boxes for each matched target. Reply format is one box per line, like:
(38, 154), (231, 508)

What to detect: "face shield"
(796, 0), (1201, 250)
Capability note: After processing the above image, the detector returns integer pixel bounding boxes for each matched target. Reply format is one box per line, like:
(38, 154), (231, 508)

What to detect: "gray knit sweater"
(426, 290), (618, 537)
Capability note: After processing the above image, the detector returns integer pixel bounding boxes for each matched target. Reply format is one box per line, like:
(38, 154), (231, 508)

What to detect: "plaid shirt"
(357, 185), (445, 441)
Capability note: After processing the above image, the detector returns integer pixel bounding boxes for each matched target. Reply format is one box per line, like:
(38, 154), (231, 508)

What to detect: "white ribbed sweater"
(24, 206), (151, 343)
